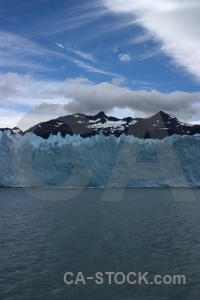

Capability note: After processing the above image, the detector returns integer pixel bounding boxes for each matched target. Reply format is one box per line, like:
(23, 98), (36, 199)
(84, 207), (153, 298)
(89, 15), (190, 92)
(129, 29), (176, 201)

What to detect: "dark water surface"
(0, 188), (200, 300)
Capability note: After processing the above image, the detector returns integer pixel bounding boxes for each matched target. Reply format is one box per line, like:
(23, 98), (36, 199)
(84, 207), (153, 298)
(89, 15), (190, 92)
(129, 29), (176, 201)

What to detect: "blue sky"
(0, 0), (200, 129)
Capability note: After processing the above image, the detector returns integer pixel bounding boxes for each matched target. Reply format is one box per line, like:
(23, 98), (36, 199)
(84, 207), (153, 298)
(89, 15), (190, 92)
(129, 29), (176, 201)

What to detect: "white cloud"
(103, 0), (200, 81)
(0, 72), (28, 98)
(65, 77), (92, 85)
(1, 73), (200, 130)
(0, 106), (60, 132)
(59, 83), (200, 123)
(111, 77), (126, 86)
(190, 120), (200, 125)
(0, 108), (25, 129)
(118, 53), (131, 62)
(0, 73), (71, 108)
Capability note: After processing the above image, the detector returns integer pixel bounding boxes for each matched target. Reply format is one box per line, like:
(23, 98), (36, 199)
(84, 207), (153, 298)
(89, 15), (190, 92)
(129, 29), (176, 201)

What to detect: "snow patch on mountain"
(88, 120), (126, 128)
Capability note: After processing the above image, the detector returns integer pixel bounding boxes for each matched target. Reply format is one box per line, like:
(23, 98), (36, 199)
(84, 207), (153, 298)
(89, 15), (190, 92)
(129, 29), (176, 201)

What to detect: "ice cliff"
(0, 130), (200, 187)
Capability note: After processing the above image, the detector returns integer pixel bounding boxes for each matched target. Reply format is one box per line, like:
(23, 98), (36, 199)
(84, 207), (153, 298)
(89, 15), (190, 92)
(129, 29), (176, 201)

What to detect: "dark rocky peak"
(95, 111), (120, 122)
(96, 111), (106, 118)
(145, 111), (179, 126)
(0, 127), (22, 134)
(86, 111), (107, 122)
(150, 111), (171, 120)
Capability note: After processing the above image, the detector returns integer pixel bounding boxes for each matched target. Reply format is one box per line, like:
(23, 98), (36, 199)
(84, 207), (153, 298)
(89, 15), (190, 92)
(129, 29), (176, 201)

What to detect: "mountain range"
(1, 111), (200, 139)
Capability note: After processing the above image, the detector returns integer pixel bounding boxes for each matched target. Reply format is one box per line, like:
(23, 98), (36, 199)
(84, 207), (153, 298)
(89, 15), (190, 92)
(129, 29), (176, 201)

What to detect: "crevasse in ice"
(0, 130), (200, 187)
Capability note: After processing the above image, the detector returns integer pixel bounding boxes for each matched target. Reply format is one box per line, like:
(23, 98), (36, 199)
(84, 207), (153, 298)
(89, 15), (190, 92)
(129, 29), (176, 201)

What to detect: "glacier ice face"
(0, 130), (200, 187)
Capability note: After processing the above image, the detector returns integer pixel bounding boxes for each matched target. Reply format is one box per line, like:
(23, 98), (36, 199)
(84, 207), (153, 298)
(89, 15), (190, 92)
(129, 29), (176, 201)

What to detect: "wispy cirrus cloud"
(0, 31), (117, 77)
(0, 31), (60, 58)
(55, 42), (65, 49)
(73, 49), (96, 63)
(103, 0), (200, 81)
(130, 32), (152, 45)
(68, 58), (119, 77)
(55, 42), (118, 76)
(34, 2), (107, 37)
(0, 31), (66, 72)
(55, 42), (97, 63)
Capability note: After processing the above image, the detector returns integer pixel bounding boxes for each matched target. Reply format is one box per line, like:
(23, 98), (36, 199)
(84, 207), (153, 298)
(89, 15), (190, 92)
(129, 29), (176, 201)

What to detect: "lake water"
(0, 188), (200, 300)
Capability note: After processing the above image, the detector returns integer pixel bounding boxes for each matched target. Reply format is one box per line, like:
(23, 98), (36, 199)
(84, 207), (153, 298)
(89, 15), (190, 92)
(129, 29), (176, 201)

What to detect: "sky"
(0, 0), (200, 130)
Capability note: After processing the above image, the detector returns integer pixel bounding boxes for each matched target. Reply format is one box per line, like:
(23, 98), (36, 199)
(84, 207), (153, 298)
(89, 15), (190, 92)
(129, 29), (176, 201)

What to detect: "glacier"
(0, 130), (200, 187)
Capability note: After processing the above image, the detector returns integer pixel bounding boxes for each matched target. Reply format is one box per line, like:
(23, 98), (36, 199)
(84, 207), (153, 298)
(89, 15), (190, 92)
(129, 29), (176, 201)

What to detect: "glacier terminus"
(0, 130), (200, 188)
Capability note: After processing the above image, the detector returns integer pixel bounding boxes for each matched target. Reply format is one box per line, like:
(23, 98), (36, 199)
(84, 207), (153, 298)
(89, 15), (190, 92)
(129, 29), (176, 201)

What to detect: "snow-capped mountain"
(1, 111), (200, 139)
(25, 111), (200, 139)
